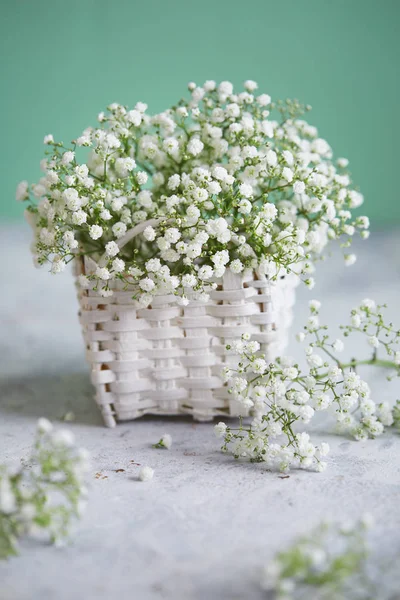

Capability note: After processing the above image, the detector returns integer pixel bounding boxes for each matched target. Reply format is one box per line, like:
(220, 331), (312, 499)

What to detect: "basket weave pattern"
(76, 258), (298, 427)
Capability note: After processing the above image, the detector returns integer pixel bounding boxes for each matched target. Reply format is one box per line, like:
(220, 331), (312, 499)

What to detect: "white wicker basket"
(74, 221), (299, 427)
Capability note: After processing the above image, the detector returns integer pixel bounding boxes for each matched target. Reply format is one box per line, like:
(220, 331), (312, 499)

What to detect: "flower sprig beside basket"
(18, 80), (370, 425)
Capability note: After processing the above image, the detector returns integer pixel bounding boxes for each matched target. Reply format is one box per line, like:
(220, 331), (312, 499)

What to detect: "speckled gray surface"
(1, 225), (400, 600)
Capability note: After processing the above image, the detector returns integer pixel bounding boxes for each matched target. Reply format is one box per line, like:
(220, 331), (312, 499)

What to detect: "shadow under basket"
(75, 256), (299, 427)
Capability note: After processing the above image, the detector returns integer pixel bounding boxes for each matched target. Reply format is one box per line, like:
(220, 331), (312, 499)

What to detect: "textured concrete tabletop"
(1, 225), (400, 600)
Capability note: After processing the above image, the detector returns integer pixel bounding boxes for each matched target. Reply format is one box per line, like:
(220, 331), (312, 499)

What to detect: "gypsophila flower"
(293, 180), (306, 195)
(95, 266), (110, 281)
(112, 258), (125, 273)
(332, 339), (344, 352)
(344, 253), (357, 266)
(153, 434), (172, 450)
(105, 241), (119, 257)
(143, 226), (156, 241)
(368, 336), (380, 349)
(112, 222), (127, 238)
(214, 422), (228, 438)
(16, 181), (29, 202)
(89, 225), (103, 240)
(138, 466), (154, 482)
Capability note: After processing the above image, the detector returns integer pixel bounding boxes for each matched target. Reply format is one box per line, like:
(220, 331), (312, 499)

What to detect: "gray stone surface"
(1, 224), (400, 600)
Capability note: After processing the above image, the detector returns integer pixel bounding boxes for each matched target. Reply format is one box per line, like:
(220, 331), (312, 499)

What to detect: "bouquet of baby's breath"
(18, 80), (368, 304)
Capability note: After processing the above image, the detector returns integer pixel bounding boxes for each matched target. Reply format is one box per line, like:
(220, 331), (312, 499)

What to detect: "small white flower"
(307, 354), (324, 368)
(72, 210), (87, 225)
(139, 466), (154, 481)
(283, 367), (298, 380)
(61, 151), (75, 165)
(351, 313), (362, 328)
(0, 478), (16, 514)
(164, 227), (181, 243)
(52, 429), (75, 447)
(89, 225), (103, 240)
(332, 339), (344, 353)
(50, 256), (66, 274)
(344, 253), (357, 266)
(16, 181), (29, 202)
(78, 274), (91, 289)
(112, 222), (127, 238)
(198, 265), (214, 280)
(203, 80), (216, 91)
(146, 258), (162, 272)
(163, 137), (179, 155)
(213, 166), (229, 181)
(282, 150), (294, 166)
(115, 157), (136, 177)
(160, 434), (172, 449)
(218, 81), (233, 96)
(309, 299), (321, 311)
(368, 336), (380, 349)
(238, 199), (252, 214)
(63, 231), (78, 249)
(307, 316), (319, 330)
(244, 79), (258, 91)
(328, 365), (342, 382)
(112, 258), (125, 273)
(143, 226), (156, 241)
(305, 278), (315, 289)
(182, 274), (197, 287)
(293, 181), (305, 195)
(239, 183), (253, 198)
(139, 277), (155, 292)
(127, 109), (142, 126)
(105, 241), (119, 257)
(43, 134), (54, 145)
(316, 461), (327, 472)
(361, 298), (376, 310)
(230, 259), (244, 274)
(136, 171), (148, 185)
(187, 137), (204, 156)
(37, 417), (53, 434)
(168, 174), (180, 190)
(257, 93), (271, 106)
(282, 167), (293, 182)
(214, 422), (227, 438)
(261, 203), (278, 221)
(95, 266), (111, 281)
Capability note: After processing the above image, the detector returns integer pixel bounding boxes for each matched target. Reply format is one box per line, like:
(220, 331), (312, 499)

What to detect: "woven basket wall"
(75, 257), (299, 427)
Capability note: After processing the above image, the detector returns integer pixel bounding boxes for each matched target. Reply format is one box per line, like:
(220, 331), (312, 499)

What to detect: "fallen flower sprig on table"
(215, 299), (400, 471)
(261, 517), (372, 599)
(152, 433), (172, 450)
(0, 419), (89, 559)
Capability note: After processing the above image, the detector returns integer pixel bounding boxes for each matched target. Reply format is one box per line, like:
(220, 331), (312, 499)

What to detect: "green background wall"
(1, 0), (399, 226)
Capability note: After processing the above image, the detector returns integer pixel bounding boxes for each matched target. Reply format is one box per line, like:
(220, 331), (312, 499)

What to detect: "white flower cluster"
(261, 516), (372, 599)
(215, 300), (400, 470)
(301, 298), (400, 440)
(0, 418), (89, 559)
(19, 80), (369, 302)
(215, 336), (329, 472)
